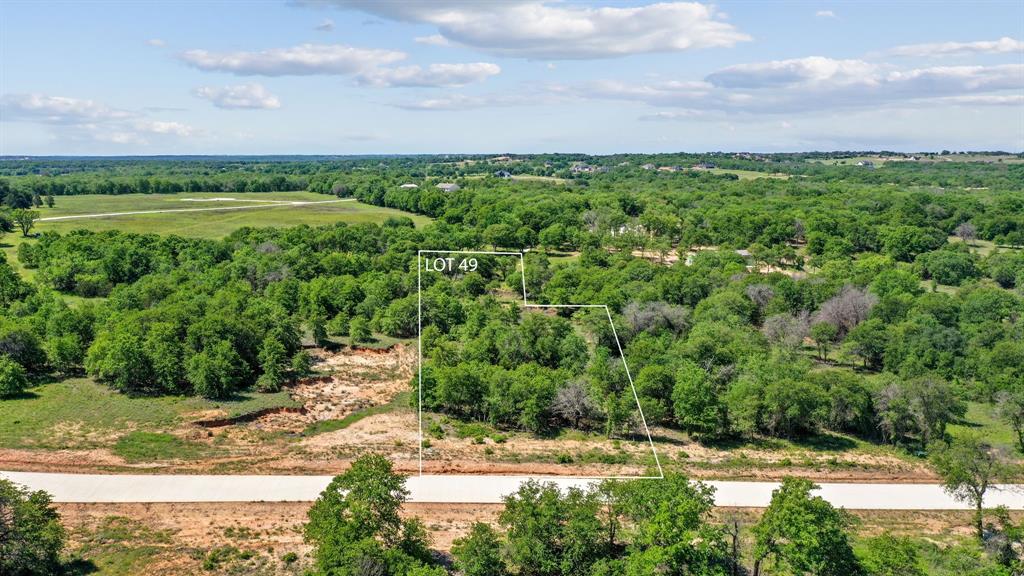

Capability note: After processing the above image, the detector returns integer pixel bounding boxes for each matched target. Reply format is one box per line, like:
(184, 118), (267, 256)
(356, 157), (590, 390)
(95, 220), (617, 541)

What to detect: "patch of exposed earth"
(0, 343), (943, 481)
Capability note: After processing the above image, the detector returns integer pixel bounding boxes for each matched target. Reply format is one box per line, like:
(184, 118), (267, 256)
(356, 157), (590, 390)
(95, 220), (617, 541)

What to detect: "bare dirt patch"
(60, 502), (311, 575)
(57, 500), (504, 575)
(244, 344), (415, 433)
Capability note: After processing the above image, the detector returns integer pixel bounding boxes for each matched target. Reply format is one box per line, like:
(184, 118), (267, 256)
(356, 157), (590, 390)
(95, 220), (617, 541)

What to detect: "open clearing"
(25, 192), (431, 238)
(706, 168), (790, 180)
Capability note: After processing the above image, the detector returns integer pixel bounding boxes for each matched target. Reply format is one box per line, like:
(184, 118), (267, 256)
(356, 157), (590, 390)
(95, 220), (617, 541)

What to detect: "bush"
(916, 249), (980, 286)
(0, 479), (66, 575)
(291, 350), (313, 377)
(0, 355), (28, 398)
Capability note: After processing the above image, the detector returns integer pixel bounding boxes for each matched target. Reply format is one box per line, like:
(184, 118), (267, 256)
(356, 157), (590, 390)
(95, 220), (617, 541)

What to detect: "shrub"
(0, 355), (28, 398)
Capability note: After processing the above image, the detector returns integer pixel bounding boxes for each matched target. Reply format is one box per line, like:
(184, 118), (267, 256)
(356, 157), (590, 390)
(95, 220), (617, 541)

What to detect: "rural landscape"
(2, 0), (1023, 575)
(0, 152), (1022, 574)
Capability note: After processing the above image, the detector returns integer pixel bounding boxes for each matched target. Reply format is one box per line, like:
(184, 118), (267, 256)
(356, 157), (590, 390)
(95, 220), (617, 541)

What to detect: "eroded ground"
(57, 501), (1016, 575)
(1, 343), (938, 481)
(57, 501), (501, 575)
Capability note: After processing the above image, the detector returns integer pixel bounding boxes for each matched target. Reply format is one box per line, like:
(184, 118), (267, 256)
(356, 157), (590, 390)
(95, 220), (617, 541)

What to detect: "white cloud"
(179, 43), (405, 76)
(938, 93), (1024, 105)
(815, 10), (837, 18)
(179, 42), (499, 87)
(134, 120), (196, 137)
(638, 110), (707, 121)
(360, 62), (500, 87)
(95, 131), (148, 145)
(0, 93), (134, 123)
(193, 83), (282, 109)
(314, 1), (750, 59)
(393, 91), (558, 111)
(706, 57), (880, 89)
(889, 37), (1024, 57)
(314, 18), (335, 32)
(415, 34), (450, 47)
(1, 93), (197, 145)
(147, 38), (166, 47)
(570, 58), (1024, 114)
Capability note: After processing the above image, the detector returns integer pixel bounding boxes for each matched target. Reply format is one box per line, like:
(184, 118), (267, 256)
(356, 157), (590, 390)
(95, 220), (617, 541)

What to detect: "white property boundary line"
(417, 250), (664, 481)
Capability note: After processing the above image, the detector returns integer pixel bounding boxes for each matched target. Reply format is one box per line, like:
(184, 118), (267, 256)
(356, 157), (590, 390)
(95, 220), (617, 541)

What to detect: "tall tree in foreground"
(752, 477), (863, 576)
(452, 523), (508, 576)
(0, 479), (66, 576)
(304, 455), (437, 576)
(930, 433), (1017, 540)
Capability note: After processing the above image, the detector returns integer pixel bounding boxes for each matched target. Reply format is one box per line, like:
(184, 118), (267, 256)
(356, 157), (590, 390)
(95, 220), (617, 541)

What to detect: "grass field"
(806, 156), (893, 166)
(948, 401), (1021, 454)
(707, 168), (790, 180)
(26, 192), (431, 238)
(0, 378), (298, 451)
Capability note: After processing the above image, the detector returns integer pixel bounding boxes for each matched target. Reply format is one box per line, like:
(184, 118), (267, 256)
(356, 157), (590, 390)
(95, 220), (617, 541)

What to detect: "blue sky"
(1, 1), (1022, 154)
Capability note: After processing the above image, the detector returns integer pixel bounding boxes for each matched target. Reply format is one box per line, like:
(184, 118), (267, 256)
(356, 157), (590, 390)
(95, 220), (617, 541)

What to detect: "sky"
(1, 0), (1022, 155)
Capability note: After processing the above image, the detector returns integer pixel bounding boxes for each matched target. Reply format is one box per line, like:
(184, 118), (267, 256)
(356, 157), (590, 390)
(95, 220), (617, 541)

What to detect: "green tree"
(452, 523), (507, 576)
(44, 334), (82, 376)
(291, 350), (313, 378)
(257, 336), (287, 392)
(0, 479), (66, 576)
(305, 455), (435, 575)
(499, 480), (568, 576)
(671, 360), (721, 436)
(810, 321), (838, 360)
(0, 355), (28, 398)
(186, 340), (248, 399)
(930, 433), (1017, 540)
(844, 318), (887, 369)
(13, 209), (39, 237)
(85, 327), (152, 394)
(309, 313), (328, 347)
(350, 316), (373, 343)
(857, 533), (925, 576)
(4, 188), (32, 209)
(995, 389), (1024, 453)
(752, 477), (863, 576)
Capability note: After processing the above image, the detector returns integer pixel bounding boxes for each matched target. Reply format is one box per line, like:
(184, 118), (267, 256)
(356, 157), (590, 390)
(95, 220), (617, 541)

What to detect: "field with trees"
(1, 152), (1023, 573)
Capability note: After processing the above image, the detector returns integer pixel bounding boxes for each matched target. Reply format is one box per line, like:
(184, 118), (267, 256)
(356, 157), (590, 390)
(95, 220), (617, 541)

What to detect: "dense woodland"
(1, 154), (1023, 574)
(1, 156), (1021, 446)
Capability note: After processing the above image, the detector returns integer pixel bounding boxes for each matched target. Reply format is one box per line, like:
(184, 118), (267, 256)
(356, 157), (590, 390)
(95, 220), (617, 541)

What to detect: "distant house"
(640, 163), (656, 170)
(398, 183), (419, 189)
(735, 249), (752, 258)
(436, 183), (461, 192)
(856, 160), (875, 168)
(570, 163), (595, 174)
(692, 162), (716, 170)
(494, 170), (512, 179)
(657, 165), (680, 172)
